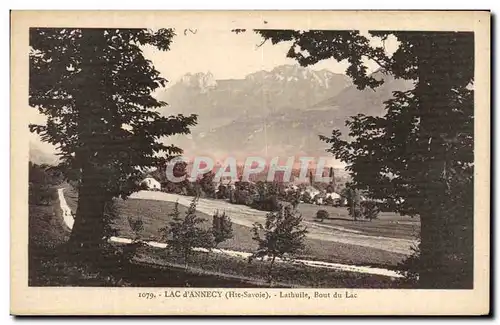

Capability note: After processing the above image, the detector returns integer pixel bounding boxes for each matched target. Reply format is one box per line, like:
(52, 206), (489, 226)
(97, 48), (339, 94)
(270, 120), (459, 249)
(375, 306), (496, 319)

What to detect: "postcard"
(10, 10), (490, 315)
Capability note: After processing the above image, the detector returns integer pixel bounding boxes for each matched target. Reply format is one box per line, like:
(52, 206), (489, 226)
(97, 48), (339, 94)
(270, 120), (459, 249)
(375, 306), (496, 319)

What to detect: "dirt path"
(130, 191), (416, 256)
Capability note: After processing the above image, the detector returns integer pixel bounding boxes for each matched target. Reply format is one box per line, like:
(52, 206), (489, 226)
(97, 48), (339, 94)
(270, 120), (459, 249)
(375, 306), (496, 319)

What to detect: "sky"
(141, 29), (397, 85)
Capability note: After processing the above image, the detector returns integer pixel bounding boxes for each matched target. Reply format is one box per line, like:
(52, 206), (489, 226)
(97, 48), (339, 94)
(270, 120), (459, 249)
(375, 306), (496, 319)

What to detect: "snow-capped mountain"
(158, 64), (352, 130)
(29, 65), (413, 168)
(160, 67), (413, 161)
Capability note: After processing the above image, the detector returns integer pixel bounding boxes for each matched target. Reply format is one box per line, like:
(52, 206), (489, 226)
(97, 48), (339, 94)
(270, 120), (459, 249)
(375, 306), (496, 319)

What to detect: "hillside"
(158, 65), (352, 132)
(161, 67), (413, 161)
(28, 66), (414, 169)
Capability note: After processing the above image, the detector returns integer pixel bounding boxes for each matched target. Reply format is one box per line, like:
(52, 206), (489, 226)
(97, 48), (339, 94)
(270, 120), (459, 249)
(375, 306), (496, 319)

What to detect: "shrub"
(324, 196), (334, 206)
(250, 205), (308, 281)
(361, 200), (380, 221)
(212, 211), (234, 248)
(397, 241), (421, 286)
(301, 192), (312, 204)
(283, 190), (301, 209)
(199, 172), (217, 198)
(251, 195), (280, 212)
(29, 184), (53, 206)
(127, 216), (144, 242)
(332, 198), (343, 207)
(160, 197), (214, 266)
(342, 186), (362, 221)
(103, 201), (119, 240)
(316, 209), (329, 222)
(216, 184), (228, 199)
(122, 218), (145, 264)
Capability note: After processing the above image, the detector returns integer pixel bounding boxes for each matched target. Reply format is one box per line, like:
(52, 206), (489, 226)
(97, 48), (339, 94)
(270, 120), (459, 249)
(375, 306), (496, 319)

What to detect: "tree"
(283, 189), (301, 209)
(301, 191), (312, 204)
(29, 28), (197, 253)
(127, 216), (144, 242)
(199, 171), (216, 198)
(122, 215), (145, 263)
(252, 30), (474, 288)
(342, 185), (362, 221)
(360, 201), (380, 221)
(211, 211), (234, 248)
(216, 183), (228, 199)
(250, 205), (308, 281)
(161, 198), (213, 266)
(102, 200), (119, 241)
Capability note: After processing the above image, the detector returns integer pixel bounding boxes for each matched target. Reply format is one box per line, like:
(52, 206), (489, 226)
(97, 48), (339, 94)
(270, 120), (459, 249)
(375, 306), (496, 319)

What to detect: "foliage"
(102, 201), (119, 240)
(29, 28), (197, 249)
(231, 181), (256, 205)
(283, 189), (302, 209)
(316, 209), (329, 222)
(216, 184), (229, 199)
(28, 162), (63, 205)
(211, 211), (234, 248)
(198, 171), (217, 198)
(396, 241), (421, 285)
(361, 200), (380, 221)
(300, 192), (312, 204)
(250, 181), (289, 211)
(341, 186), (362, 221)
(250, 205), (308, 281)
(127, 216), (144, 242)
(160, 197), (214, 265)
(118, 214), (145, 263)
(254, 29), (474, 288)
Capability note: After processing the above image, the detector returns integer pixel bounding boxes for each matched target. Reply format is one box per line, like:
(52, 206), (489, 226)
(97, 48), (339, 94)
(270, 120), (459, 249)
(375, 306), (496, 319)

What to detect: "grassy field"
(28, 187), (121, 286)
(30, 185), (413, 287)
(297, 204), (420, 240)
(29, 186), (275, 287)
(64, 187), (409, 268)
(133, 246), (406, 288)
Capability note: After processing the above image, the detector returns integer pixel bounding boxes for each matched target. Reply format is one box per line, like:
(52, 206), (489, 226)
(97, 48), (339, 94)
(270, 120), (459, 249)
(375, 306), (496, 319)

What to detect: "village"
(139, 165), (353, 210)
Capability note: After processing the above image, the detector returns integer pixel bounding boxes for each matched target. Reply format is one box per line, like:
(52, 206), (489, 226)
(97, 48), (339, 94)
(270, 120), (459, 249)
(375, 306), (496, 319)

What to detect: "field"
(29, 186), (274, 287)
(30, 185), (421, 288)
(296, 204), (420, 240)
(132, 246), (404, 288)
(64, 188), (417, 268)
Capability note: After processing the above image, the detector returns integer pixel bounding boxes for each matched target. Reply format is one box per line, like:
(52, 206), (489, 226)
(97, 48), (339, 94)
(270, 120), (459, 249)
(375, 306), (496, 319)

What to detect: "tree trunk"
(268, 255), (276, 283)
(419, 212), (444, 288)
(68, 168), (107, 255)
(419, 208), (473, 289)
(415, 35), (473, 289)
(184, 250), (189, 269)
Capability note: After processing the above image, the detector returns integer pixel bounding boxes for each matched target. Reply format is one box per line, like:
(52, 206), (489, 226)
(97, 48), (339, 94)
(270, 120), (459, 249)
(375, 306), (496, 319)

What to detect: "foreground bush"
(251, 205), (308, 281)
(316, 209), (329, 222)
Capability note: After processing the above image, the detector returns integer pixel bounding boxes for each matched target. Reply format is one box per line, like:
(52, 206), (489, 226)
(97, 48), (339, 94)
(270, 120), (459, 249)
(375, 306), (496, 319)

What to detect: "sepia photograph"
(11, 10), (490, 315)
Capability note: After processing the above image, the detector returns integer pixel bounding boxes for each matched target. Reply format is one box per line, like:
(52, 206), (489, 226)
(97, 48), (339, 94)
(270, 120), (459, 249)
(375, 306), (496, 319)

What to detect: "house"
(304, 186), (321, 199)
(141, 177), (161, 191)
(299, 186), (321, 203)
(313, 191), (343, 206)
(325, 192), (341, 200)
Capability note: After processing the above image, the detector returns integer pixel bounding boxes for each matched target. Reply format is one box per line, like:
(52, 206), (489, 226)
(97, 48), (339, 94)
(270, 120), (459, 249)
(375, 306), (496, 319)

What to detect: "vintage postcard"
(10, 10), (490, 315)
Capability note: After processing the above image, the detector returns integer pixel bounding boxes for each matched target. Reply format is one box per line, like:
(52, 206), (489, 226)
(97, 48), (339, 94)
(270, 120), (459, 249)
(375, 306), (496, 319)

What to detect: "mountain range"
(29, 64), (413, 167)
(157, 65), (413, 162)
